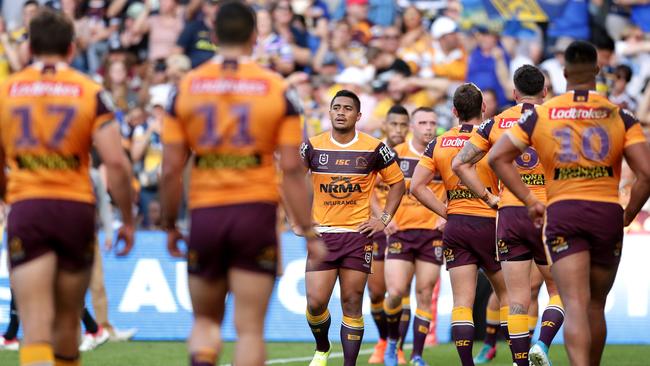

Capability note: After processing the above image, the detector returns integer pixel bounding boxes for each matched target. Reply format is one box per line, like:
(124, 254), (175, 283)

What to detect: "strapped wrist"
(380, 211), (392, 226)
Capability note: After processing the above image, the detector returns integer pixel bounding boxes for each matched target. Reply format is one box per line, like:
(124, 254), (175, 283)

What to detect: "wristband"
(380, 211), (392, 226)
(480, 188), (490, 202)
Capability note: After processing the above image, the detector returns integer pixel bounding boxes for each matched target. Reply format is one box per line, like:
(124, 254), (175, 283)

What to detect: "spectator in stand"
(104, 59), (139, 113)
(616, 25), (650, 96)
(119, 2), (150, 63)
(429, 16), (467, 82)
(254, 7), (295, 75)
(546, 0), (590, 43)
(399, 6), (432, 76)
(618, 0), (650, 33)
(482, 88), (500, 120)
(345, 0), (372, 45)
(0, 17), (21, 83)
(610, 64), (638, 111)
(466, 25), (512, 108)
(11, 0), (39, 68)
(313, 20), (366, 72)
(271, 0), (311, 69)
(175, 0), (219, 68)
(133, 0), (185, 62)
(368, 0), (397, 26)
(595, 34), (616, 95)
(541, 37), (573, 95)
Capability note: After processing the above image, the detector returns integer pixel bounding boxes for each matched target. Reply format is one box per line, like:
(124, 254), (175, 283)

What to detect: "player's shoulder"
(358, 131), (387, 151)
(392, 142), (408, 156)
(308, 131), (330, 148)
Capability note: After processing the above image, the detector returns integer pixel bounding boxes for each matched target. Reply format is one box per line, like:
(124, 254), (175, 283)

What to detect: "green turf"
(0, 341), (649, 365)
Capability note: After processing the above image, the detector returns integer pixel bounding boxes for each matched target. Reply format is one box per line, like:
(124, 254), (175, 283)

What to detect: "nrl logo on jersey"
(318, 153), (329, 165)
(400, 160), (410, 172)
(549, 107), (611, 120)
(440, 135), (469, 148)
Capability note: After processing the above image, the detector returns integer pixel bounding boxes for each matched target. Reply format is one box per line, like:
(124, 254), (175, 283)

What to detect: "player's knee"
(306, 293), (329, 315)
(509, 301), (529, 315)
(341, 294), (363, 317)
(415, 286), (433, 309)
(368, 291), (385, 304)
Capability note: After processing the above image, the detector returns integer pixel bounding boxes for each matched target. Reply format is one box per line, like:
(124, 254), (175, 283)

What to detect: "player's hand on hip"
(115, 224), (135, 256)
(307, 237), (328, 262)
(527, 201), (546, 228)
(166, 228), (186, 258)
(383, 221), (399, 236)
(358, 218), (386, 237)
(483, 192), (500, 210)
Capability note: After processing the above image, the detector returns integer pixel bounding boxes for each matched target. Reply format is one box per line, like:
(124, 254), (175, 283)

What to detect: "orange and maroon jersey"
(0, 63), (114, 204)
(393, 139), (446, 230)
(469, 103), (546, 207)
(301, 131), (404, 232)
(508, 90), (647, 205)
(418, 124), (499, 218)
(162, 57), (302, 209)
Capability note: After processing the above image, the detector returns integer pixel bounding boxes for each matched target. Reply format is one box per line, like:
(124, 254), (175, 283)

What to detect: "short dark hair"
(387, 104), (409, 117)
(411, 106), (434, 117)
(565, 40), (598, 65)
(615, 64), (633, 83)
(331, 89), (361, 112)
(24, 0), (39, 8)
(453, 83), (483, 122)
(29, 9), (74, 57)
(513, 65), (545, 96)
(216, 1), (256, 46)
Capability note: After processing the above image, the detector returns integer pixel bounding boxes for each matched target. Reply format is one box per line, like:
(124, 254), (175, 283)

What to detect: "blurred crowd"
(1, 0), (650, 230)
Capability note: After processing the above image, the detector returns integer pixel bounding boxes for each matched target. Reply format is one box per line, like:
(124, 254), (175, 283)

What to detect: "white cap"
(430, 16), (458, 39)
(334, 67), (372, 86)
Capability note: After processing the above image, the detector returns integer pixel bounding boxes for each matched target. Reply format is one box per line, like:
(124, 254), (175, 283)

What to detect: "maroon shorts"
(386, 229), (444, 265)
(544, 200), (624, 267)
(443, 214), (500, 272)
(306, 232), (373, 273)
(7, 199), (96, 271)
(372, 232), (388, 261)
(497, 207), (547, 265)
(188, 203), (278, 278)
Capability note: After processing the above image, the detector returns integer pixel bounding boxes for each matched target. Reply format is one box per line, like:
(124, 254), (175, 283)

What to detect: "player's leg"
(229, 268), (275, 366)
(529, 262), (564, 365)
(305, 269), (338, 354)
(383, 259), (414, 366)
(449, 264), (479, 366)
(475, 292), (499, 364)
(397, 295), (411, 360)
(501, 260), (533, 366)
(79, 307), (109, 352)
(52, 268), (92, 366)
(11, 253), (57, 366)
(188, 275), (227, 366)
(483, 269), (512, 361)
(338, 268), (368, 366)
(588, 263), (618, 366)
(411, 259), (441, 364)
(528, 265), (543, 337)
(550, 252), (591, 366)
(367, 257), (387, 364)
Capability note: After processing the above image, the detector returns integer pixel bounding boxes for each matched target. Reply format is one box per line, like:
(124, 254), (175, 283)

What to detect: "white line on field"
(220, 344), (413, 365)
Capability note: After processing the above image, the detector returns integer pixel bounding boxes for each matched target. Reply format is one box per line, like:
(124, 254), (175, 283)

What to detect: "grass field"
(1, 341), (649, 365)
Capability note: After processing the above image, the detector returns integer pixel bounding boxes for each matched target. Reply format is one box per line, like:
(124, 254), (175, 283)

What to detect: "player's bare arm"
(359, 179), (405, 237)
(451, 142), (499, 208)
(488, 133), (544, 227)
(0, 144), (5, 200)
(410, 164), (447, 219)
(94, 121), (136, 255)
(160, 142), (190, 257)
(622, 142), (650, 226)
(279, 144), (327, 261)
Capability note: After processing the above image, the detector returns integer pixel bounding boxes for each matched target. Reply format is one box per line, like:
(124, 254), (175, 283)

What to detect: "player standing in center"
(383, 107), (446, 366)
(452, 65), (565, 366)
(368, 105), (410, 365)
(489, 41), (650, 366)
(411, 84), (510, 366)
(161, 2), (326, 365)
(301, 89), (406, 366)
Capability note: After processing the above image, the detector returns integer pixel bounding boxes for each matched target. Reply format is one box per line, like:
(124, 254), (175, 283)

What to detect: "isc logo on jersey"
(440, 135), (470, 148)
(499, 118), (519, 129)
(549, 107), (611, 120)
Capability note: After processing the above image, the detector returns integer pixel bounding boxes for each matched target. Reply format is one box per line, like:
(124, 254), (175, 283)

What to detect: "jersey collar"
(408, 138), (423, 156)
(330, 130), (359, 148)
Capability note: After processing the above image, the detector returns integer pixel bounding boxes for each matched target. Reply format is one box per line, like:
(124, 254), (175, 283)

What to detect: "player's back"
(167, 57), (300, 209)
(426, 124), (498, 217)
(513, 90), (646, 205)
(472, 103), (546, 207)
(0, 63), (112, 204)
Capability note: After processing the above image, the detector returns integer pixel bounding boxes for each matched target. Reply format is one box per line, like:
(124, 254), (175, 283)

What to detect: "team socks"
(306, 309), (331, 352)
(341, 316), (364, 366)
(189, 348), (217, 366)
(451, 306), (474, 366)
(81, 308), (98, 334)
(384, 300), (402, 341)
(528, 315), (538, 338)
(412, 309), (432, 358)
(484, 307), (499, 347)
(398, 297), (411, 350)
(508, 314), (530, 366)
(371, 300), (388, 340)
(20, 343), (54, 366)
(4, 293), (19, 340)
(539, 295), (565, 347)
